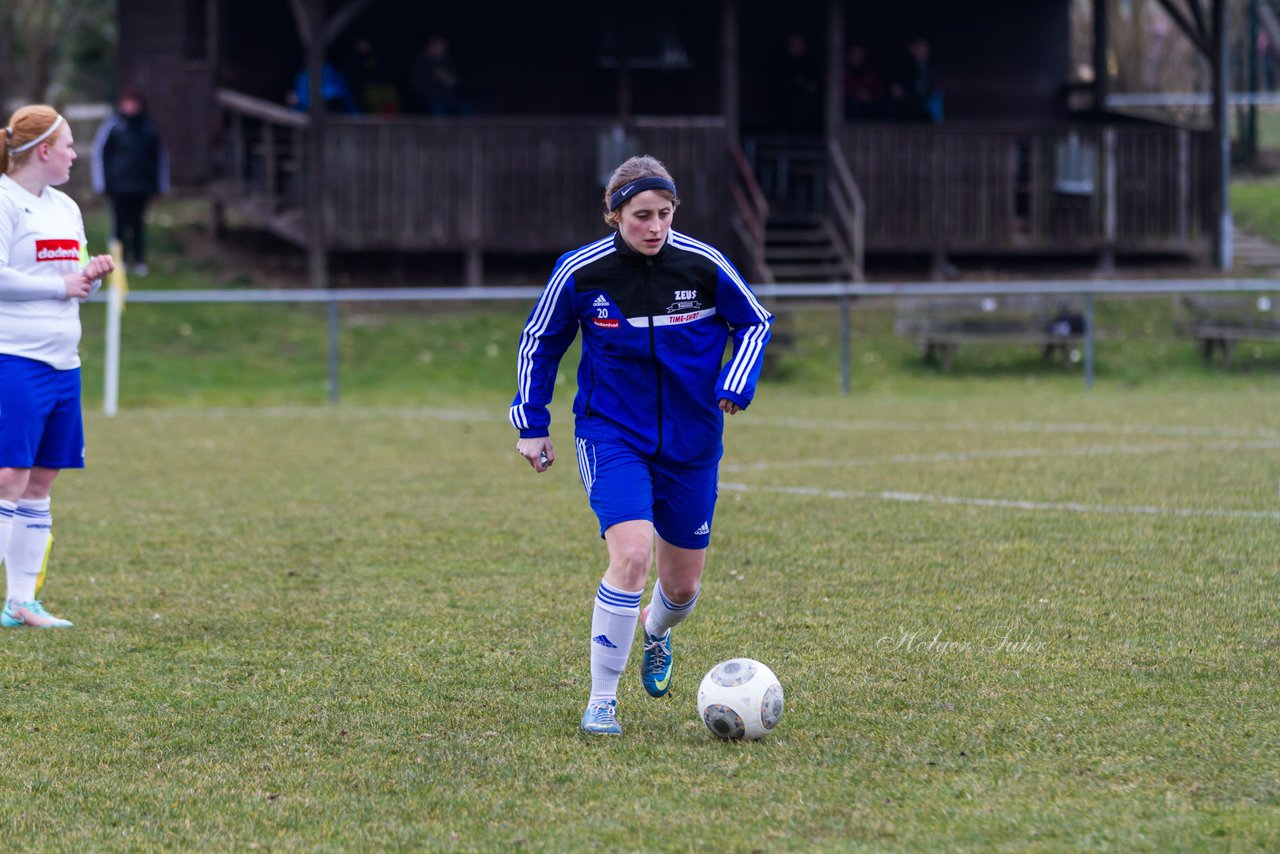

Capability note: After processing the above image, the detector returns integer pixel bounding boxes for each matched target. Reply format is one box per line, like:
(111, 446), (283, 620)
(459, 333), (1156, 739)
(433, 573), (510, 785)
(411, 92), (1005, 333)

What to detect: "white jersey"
(0, 173), (95, 370)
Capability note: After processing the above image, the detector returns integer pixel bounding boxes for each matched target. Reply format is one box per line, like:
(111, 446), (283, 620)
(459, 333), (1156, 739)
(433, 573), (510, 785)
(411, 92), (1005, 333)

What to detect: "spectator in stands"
(286, 62), (361, 114)
(407, 36), (473, 116)
(346, 37), (401, 116)
(1260, 31), (1278, 94)
(888, 36), (943, 123)
(91, 87), (169, 277)
(774, 31), (822, 134)
(843, 44), (885, 121)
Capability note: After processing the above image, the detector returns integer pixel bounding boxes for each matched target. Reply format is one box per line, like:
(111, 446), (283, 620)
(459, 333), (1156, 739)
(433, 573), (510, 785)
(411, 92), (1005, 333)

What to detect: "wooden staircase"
(743, 136), (864, 283)
(765, 216), (855, 283)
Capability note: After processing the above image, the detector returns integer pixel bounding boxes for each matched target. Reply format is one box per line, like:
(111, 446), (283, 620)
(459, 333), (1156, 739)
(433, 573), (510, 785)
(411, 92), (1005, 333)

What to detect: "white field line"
(150, 408), (1279, 444)
(723, 439), (1280, 472)
(720, 482), (1280, 521)
(197, 406), (500, 422)
(745, 416), (1280, 441)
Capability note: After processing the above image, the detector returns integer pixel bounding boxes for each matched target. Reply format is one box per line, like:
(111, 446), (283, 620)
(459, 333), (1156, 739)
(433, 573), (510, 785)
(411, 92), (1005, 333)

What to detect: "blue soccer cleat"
(640, 607), (673, 698)
(580, 699), (622, 735)
(2, 599), (73, 629)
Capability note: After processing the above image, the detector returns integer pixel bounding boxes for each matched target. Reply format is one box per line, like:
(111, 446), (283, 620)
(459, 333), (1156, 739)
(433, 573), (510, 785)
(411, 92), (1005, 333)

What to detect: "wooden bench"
(1178, 294), (1280, 363)
(895, 295), (1088, 371)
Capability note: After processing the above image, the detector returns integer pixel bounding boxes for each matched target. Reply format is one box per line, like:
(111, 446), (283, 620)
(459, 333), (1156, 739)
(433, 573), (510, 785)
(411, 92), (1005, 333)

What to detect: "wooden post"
(1177, 128), (1190, 243)
(207, 0), (223, 240)
(263, 121), (277, 207)
(467, 131), (483, 287)
(1093, 0), (1109, 111)
(721, 0), (739, 143)
(825, 0), (844, 140)
(1100, 127), (1116, 273)
(1212, 0), (1232, 270)
(304, 0), (329, 291)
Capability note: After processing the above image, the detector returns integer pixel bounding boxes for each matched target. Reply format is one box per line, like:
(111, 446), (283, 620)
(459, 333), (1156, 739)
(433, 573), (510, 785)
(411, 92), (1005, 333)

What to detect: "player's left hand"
(718, 398), (741, 415)
(83, 254), (116, 281)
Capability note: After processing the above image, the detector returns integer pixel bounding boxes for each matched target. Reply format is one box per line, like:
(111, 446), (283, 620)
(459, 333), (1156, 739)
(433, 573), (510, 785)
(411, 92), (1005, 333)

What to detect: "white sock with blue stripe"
(644, 579), (700, 638)
(6, 497), (51, 605)
(589, 580), (642, 703)
(0, 500), (15, 590)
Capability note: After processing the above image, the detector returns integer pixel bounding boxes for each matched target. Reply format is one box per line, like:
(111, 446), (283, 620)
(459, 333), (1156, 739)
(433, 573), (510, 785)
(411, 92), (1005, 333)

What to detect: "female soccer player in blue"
(0, 105), (115, 628)
(510, 155), (773, 734)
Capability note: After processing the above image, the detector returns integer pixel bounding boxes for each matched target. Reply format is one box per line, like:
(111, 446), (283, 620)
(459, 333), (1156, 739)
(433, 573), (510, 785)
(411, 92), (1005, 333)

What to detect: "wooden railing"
(213, 90), (309, 243)
(211, 92), (1212, 271)
(213, 90), (734, 261)
(729, 140), (772, 283)
(836, 123), (1214, 257)
(825, 138), (866, 282)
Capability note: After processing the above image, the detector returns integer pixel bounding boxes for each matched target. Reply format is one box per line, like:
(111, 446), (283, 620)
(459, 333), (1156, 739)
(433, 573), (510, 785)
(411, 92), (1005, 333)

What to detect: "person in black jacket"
(91, 88), (168, 276)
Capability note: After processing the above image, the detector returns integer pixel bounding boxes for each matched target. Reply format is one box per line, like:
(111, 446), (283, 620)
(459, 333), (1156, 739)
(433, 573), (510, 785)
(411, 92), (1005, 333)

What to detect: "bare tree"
(0, 0), (114, 110)
(0, 2), (16, 113)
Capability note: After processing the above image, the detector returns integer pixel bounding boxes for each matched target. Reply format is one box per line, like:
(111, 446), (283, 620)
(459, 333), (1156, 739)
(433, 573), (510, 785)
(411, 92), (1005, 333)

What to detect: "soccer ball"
(697, 658), (784, 740)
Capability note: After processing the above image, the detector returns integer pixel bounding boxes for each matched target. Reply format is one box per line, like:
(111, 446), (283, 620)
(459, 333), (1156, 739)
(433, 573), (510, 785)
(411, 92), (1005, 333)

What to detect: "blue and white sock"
(589, 580), (642, 703)
(644, 579), (700, 638)
(0, 500), (15, 593)
(6, 497), (51, 605)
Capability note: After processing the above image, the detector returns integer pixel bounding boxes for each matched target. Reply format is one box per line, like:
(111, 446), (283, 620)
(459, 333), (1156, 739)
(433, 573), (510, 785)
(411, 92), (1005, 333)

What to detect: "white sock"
(644, 579), (700, 638)
(589, 580), (642, 703)
(0, 500), (15, 593)
(6, 497), (52, 605)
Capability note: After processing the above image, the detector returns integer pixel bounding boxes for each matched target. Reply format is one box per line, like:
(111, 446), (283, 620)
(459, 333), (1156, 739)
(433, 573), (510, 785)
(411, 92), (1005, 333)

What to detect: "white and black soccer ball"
(697, 658), (784, 740)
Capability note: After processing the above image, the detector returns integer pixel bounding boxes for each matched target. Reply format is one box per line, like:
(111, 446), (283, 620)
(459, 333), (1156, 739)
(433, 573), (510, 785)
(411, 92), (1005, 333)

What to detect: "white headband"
(11, 115), (64, 154)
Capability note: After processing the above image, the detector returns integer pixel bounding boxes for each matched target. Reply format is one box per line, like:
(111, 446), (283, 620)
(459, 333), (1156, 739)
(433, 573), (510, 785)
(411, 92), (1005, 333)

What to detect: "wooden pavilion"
(116, 0), (1233, 285)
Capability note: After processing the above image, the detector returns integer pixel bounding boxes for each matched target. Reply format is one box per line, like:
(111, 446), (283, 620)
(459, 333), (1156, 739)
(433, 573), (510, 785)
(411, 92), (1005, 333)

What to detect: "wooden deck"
(212, 91), (1215, 275)
(212, 91), (733, 259)
(837, 123), (1213, 258)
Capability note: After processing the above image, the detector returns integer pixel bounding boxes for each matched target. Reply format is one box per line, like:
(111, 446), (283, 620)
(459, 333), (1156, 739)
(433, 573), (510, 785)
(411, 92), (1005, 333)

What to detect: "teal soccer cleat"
(2, 600), (73, 628)
(640, 607), (673, 698)
(580, 699), (622, 735)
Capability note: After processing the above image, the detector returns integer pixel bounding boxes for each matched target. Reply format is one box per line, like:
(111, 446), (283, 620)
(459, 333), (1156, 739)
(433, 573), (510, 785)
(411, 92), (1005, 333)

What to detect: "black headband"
(608, 176), (678, 211)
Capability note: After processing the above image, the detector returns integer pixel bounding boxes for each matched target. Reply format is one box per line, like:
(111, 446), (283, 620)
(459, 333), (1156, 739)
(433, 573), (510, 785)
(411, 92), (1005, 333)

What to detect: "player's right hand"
(516, 437), (555, 473)
(62, 273), (92, 299)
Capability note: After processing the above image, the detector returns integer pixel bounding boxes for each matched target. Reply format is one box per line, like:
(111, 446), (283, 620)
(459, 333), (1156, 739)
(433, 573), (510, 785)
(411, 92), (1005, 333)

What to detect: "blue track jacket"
(510, 230), (773, 466)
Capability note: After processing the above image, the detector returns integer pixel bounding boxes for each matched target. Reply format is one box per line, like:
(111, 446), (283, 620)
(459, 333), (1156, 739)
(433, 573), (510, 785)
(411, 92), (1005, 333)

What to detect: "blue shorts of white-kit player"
(0, 354), (85, 470)
(574, 436), (718, 550)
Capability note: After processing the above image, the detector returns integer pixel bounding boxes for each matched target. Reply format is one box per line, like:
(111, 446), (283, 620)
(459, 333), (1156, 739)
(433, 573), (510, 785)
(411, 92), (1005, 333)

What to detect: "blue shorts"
(574, 436), (718, 550)
(0, 355), (85, 470)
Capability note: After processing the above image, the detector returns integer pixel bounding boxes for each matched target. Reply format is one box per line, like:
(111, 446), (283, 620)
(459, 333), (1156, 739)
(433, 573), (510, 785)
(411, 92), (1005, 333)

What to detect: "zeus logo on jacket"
(510, 230), (773, 465)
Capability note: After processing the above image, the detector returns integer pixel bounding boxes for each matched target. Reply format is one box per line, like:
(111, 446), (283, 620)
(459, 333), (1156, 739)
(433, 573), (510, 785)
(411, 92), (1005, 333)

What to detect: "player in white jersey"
(0, 104), (114, 628)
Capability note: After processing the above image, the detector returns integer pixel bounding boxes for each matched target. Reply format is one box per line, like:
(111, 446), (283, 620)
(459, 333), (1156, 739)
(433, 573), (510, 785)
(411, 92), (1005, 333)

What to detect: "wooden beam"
(287, 0), (313, 48)
(1260, 1), (1280, 57)
(1154, 0), (1211, 57)
(325, 0), (375, 46)
(1185, 0), (1209, 45)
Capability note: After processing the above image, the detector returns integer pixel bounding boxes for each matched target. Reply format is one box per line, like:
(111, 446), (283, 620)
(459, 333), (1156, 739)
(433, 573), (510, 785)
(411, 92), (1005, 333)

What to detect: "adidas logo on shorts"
(593, 294), (609, 307)
(694, 521), (710, 536)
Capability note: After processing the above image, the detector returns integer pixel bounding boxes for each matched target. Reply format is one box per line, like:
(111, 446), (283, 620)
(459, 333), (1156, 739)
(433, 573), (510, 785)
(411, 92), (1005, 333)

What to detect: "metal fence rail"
(96, 279), (1280, 414)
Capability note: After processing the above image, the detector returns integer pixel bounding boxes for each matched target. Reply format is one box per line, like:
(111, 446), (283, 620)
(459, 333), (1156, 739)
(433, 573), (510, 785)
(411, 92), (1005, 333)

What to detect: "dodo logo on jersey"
(35, 239), (81, 262)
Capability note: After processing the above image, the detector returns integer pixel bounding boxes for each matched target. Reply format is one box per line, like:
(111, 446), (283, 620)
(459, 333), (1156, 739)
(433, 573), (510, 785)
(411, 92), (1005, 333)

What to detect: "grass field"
(6, 389), (1278, 850)
(2, 203), (1278, 849)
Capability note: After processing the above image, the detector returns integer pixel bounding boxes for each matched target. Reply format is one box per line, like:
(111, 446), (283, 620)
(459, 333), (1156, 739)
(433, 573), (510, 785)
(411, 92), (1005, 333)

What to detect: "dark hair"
(602, 155), (679, 228)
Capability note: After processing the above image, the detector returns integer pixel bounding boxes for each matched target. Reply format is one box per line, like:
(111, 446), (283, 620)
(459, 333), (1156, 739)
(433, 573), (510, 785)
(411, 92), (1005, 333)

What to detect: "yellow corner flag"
(107, 237), (129, 308)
